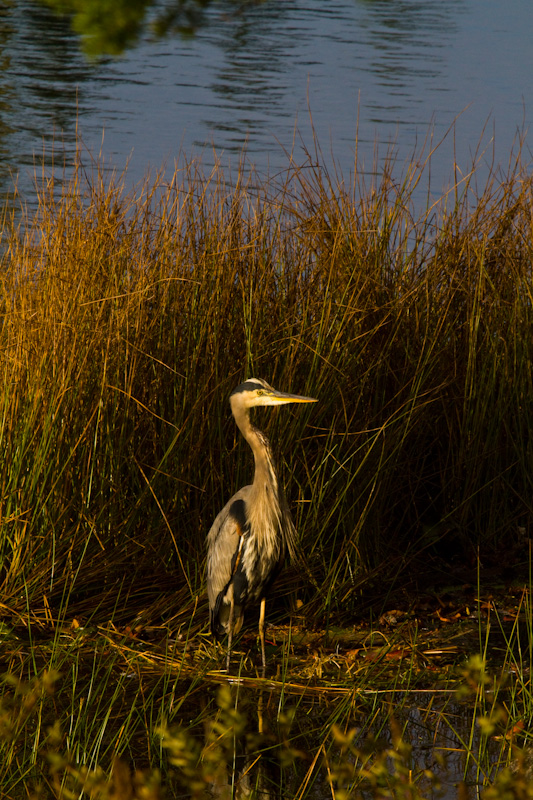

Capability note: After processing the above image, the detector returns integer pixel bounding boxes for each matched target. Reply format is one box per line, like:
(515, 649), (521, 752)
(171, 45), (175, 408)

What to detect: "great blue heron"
(207, 378), (317, 672)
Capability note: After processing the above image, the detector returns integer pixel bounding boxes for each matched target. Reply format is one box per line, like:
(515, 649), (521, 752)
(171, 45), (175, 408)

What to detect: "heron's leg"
(259, 597), (267, 675)
(226, 597), (235, 672)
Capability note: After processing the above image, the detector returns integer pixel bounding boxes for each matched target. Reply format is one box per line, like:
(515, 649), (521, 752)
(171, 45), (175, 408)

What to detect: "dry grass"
(0, 137), (532, 637)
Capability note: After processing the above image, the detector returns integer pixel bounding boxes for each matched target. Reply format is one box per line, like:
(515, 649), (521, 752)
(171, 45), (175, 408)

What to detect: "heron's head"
(230, 378), (317, 413)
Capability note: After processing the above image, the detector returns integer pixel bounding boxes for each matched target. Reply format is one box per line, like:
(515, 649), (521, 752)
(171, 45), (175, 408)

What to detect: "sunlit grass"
(2, 136), (533, 624)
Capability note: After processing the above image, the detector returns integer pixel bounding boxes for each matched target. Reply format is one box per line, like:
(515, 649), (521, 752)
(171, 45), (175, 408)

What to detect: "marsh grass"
(1, 133), (533, 794)
(2, 140), (533, 628)
(2, 137), (533, 626)
(0, 641), (529, 798)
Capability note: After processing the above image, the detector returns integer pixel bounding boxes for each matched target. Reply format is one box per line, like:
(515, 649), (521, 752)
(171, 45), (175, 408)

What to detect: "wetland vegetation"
(1, 138), (533, 797)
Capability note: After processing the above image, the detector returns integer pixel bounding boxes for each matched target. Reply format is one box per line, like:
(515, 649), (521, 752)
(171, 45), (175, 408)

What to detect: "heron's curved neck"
(234, 408), (278, 495)
(232, 402), (293, 560)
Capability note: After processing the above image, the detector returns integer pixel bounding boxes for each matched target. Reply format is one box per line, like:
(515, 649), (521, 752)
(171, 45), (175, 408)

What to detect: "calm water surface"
(1, 0), (532, 206)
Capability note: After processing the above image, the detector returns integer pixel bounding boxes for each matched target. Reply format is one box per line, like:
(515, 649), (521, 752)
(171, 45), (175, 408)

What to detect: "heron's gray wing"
(206, 486), (252, 612)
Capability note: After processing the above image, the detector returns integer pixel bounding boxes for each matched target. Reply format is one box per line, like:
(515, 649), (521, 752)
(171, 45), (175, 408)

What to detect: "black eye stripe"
(230, 380), (267, 396)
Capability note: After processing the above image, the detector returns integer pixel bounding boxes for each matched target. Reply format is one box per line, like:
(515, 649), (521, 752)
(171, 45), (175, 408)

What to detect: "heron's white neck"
(233, 408), (279, 497)
(231, 401), (296, 563)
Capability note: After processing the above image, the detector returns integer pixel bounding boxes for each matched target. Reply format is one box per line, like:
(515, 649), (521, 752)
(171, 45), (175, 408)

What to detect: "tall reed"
(0, 137), (532, 627)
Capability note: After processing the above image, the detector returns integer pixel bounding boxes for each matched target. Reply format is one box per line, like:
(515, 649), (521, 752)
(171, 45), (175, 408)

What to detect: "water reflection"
(0, 1), (97, 198)
(39, 0), (229, 56)
(0, 0), (531, 208)
(176, 682), (507, 800)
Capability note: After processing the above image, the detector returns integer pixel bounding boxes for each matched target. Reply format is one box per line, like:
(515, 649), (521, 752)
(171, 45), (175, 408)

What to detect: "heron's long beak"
(269, 390), (317, 405)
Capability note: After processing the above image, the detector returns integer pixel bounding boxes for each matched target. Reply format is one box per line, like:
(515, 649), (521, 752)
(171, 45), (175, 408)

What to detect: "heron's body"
(206, 378), (316, 671)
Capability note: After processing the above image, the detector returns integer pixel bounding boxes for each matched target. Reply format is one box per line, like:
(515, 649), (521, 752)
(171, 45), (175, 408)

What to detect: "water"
(1, 0), (532, 207)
